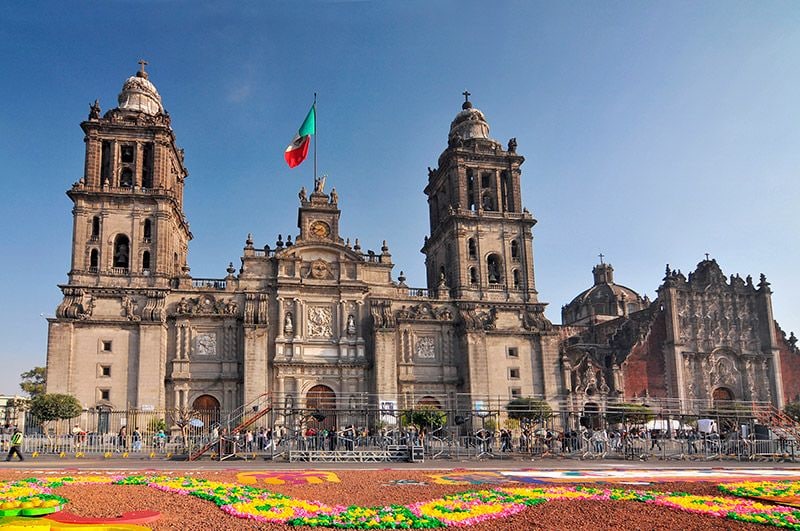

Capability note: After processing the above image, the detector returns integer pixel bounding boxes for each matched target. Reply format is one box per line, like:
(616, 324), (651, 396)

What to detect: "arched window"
(487, 254), (502, 284)
(120, 168), (133, 187)
(89, 249), (99, 272)
(512, 269), (520, 289)
(511, 240), (519, 261)
(468, 238), (477, 260)
(469, 267), (477, 285)
(91, 216), (100, 240)
(142, 251), (151, 271)
(143, 219), (152, 242)
(113, 235), (130, 269)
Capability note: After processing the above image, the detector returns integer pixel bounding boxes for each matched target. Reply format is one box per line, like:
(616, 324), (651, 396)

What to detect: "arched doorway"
(306, 385), (337, 431)
(192, 394), (221, 428)
(712, 387), (734, 402)
(581, 402), (601, 430)
(417, 396), (442, 409)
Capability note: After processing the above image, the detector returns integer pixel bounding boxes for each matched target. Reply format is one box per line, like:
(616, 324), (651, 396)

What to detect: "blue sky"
(1, 1), (799, 395)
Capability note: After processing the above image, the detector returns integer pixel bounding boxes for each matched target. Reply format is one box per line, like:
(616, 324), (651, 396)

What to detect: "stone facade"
(45, 67), (797, 421)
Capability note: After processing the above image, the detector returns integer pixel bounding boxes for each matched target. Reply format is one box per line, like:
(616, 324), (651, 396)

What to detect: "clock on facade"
(309, 220), (331, 239)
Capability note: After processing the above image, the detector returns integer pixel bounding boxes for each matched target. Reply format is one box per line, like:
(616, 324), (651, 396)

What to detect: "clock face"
(309, 220), (331, 239)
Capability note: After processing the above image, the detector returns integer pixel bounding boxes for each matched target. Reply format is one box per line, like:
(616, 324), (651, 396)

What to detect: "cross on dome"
(462, 90), (473, 109)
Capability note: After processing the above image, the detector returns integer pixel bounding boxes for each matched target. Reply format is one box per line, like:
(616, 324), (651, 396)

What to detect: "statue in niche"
(284, 312), (294, 335)
(346, 314), (356, 335)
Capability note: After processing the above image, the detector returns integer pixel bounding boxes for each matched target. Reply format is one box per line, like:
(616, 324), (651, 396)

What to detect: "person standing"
(5, 429), (23, 461)
(132, 427), (142, 452)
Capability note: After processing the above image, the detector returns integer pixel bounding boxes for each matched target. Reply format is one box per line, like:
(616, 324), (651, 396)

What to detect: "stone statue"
(507, 137), (517, 153)
(89, 99), (101, 120)
(346, 314), (356, 335)
(298, 186), (307, 202)
(122, 296), (139, 321)
(330, 187), (338, 204)
(284, 312), (294, 335)
(314, 174), (326, 194)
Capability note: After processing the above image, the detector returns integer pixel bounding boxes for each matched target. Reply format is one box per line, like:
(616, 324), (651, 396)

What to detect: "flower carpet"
(0, 476), (797, 528)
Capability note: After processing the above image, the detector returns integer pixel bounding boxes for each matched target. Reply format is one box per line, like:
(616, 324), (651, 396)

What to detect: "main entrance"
(306, 385), (337, 432)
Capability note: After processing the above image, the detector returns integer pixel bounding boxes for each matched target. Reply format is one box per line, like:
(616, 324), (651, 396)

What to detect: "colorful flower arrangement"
(2, 476), (800, 528)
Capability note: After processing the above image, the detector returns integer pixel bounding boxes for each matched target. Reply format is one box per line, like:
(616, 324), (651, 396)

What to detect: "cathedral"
(45, 65), (800, 424)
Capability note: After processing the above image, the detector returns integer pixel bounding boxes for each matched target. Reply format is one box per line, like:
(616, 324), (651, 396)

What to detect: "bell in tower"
(422, 92), (538, 302)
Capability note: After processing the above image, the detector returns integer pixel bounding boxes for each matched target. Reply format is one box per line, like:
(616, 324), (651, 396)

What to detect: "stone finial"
(353, 238), (361, 252)
(398, 271), (406, 284)
(381, 240), (389, 254)
(245, 233), (254, 249)
(276, 234), (284, 248)
(286, 235), (293, 247)
(226, 262), (236, 276)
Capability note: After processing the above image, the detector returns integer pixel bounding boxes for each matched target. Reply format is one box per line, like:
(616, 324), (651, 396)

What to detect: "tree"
(28, 393), (82, 423)
(20, 367), (46, 398)
(402, 405), (446, 430)
(606, 403), (655, 426)
(506, 397), (552, 424)
(29, 394), (82, 449)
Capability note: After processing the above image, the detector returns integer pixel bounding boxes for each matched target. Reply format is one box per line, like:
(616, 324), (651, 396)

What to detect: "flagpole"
(313, 92), (317, 183)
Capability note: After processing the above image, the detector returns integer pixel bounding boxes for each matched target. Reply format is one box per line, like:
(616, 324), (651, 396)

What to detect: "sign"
(140, 405), (155, 412)
(474, 400), (489, 417)
(380, 400), (397, 426)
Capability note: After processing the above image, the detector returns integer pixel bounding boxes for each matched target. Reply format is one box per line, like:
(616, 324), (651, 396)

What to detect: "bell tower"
(422, 93), (538, 302)
(67, 61), (191, 289)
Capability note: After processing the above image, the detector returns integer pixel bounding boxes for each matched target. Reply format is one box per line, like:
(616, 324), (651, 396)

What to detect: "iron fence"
(12, 396), (794, 462)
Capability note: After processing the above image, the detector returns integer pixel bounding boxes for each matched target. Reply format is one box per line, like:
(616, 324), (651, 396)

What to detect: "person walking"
(5, 429), (23, 461)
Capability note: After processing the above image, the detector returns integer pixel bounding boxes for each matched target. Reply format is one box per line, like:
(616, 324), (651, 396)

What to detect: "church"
(45, 65), (800, 426)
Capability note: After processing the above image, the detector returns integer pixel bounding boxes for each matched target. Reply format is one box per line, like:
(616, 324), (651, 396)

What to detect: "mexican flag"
(284, 105), (316, 168)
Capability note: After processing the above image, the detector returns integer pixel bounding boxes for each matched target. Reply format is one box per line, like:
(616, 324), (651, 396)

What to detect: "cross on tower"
(598, 253), (605, 265)
(705, 253), (710, 261)
(462, 90), (471, 103)
(138, 59), (148, 75)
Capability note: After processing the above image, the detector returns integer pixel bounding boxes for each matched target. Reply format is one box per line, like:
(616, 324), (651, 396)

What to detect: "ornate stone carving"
(175, 295), (238, 317)
(307, 306), (333, 337)
(122, 296), (141, 321)
(415, 336), (436, 359)
(370, 300), (395, 330)
(521, 308), (553, 332)
(56, 288), (94, 320)
(346, 314), (356, 336)
(194, 333), (217, 356)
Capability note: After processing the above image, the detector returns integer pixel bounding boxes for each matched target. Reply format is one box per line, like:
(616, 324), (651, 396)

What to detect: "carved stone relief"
(307, 306), (333, 338)
(175, 295), (238, 316)
(415, 336), (436, 359)
(194, 333), (217, 356)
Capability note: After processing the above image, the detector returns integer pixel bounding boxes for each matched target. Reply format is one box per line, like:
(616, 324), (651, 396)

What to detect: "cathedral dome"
(448, 96), (491, 143)
(562, 262), (647, 326)
(117, 67), (164, 115)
